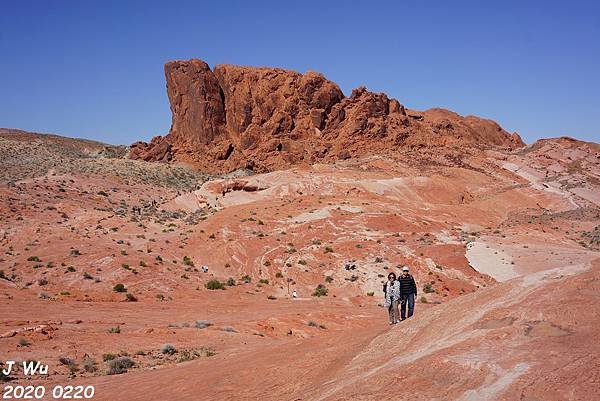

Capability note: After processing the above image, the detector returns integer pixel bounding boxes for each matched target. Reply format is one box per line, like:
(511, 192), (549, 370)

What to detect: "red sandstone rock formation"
(130, 59), (524, 172)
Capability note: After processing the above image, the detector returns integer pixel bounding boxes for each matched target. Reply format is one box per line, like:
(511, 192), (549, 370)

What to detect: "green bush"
(113, 283), (126, 293)
(205, 280), (225, 290)
(312, 284), (328, 297)
(226, 278), (236, 286)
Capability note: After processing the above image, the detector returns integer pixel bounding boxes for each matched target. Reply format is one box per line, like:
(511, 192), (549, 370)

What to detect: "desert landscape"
(1, 58), (599, 401)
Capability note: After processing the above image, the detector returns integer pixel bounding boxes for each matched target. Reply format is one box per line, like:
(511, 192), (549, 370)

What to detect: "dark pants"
(400, 293), (415, 319)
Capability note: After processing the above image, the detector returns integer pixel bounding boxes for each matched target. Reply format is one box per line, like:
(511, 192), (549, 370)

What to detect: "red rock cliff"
(130, 58), (524, 172)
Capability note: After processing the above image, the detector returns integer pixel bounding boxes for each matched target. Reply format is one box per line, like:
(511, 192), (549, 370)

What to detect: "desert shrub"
(205, 280), (225, 290)
(312, 284), (328, 297)
(178, 347), (216, 362)
(307, 320), (318, 327)
(139, 260), (147, 267)
(106, 356), (134, 375)
(183, 256), (194, 267)
(195, 320), (212, 329)
(108, 326), (120, 334)
(18, 337), (30, 347)
(325, 276), (333, 283)
(70, 249), (81, 256)
(423, 283), (435, 293)
(312, 239), (322, 245)
(275, 271), (283, 278)
(324, 246), (333, 253)
(161, 344), (177, 355)
(222, 327), (237, 333)
(375, 257), (384, 263)
(82, 357), (97, 373)
(37, 278), (48, 286)
(121, 263), (130, 270)
(420, 296), (428, 303)
(226, 278), (236, 286)
(113, 283), (126, 293)
(102, 353), (116, 362)
(241, 275), (252, 283)
(263, 260), (271, 266)
(27, 256), (41, 262)
(59, 291), (70, 296)
(66, 266), (76, 272)
(155, 294), (165, 301)
(298, 259), (307, 265)
(125, 293), (137, 302)
(267, 295), (276, 300)
(258, 278), (269, 285)
(367, 291), (375, 296)
(59, 357), (77, 367)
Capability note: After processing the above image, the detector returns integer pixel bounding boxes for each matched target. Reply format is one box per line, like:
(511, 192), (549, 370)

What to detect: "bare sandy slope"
(1, 133), (598, 400)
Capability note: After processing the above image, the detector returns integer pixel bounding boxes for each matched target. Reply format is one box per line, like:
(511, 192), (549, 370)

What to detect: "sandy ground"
(1, 134), (599, 400)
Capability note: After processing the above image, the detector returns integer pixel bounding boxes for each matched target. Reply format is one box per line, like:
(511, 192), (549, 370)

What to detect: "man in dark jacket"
(398, 266), (417, 320)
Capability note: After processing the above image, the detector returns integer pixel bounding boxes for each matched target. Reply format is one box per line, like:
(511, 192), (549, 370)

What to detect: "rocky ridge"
(130, 59), (524, 172)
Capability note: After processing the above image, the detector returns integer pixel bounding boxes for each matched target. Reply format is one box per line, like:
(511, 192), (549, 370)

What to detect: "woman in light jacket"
(383, 272), (400, 324)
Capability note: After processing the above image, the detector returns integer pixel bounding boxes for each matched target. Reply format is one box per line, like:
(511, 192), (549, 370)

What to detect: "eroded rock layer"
(130, 59), (524, 172)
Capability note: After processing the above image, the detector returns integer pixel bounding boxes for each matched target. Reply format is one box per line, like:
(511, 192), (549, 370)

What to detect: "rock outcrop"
(130, 59), (524, 172)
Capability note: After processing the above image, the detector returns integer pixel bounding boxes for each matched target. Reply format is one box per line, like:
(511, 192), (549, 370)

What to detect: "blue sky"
(1, 0), (598, 144)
